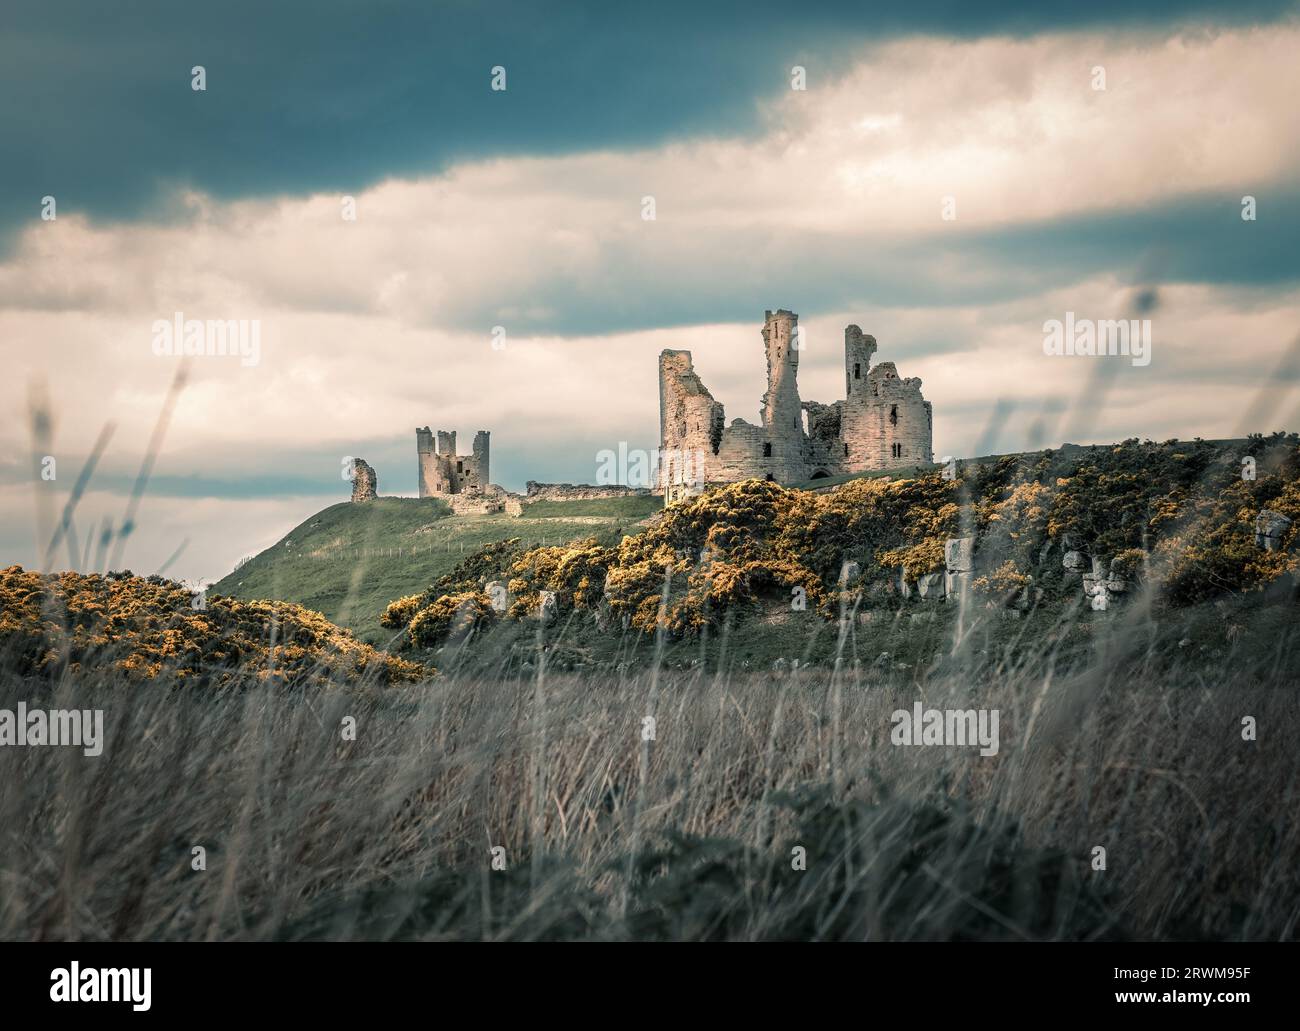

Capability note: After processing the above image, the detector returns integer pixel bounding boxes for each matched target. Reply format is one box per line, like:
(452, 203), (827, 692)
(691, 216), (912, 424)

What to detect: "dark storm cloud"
(1, 0), (1292, 249)
(432, 188), (1300, 338)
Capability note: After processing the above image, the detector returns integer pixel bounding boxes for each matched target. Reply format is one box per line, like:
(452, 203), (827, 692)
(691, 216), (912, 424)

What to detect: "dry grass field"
(2, 574), (1295, 941)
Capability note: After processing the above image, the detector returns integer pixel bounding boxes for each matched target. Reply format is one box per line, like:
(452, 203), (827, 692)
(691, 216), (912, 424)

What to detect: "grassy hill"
(212, 494), (659, 645)
(215, 436), (1297, 658)
(516, 495), (661, 519)
(375, 435), (1300, 676)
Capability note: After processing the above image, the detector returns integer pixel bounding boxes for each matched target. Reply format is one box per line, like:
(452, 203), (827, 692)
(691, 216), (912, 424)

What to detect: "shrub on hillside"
(379, 436), (1300, 639)
(0, 565), (428, 686)
(380, 593), (424, 630)
(978, 480), (1052, 573)
(1046, 439), (1226, 557)
(408, 591), (496, 648)
(971, 560), (1033, 602)
(1151, 478), (1300, 605)
(502, 538), (616, 621)
(429, 538), (526, 595)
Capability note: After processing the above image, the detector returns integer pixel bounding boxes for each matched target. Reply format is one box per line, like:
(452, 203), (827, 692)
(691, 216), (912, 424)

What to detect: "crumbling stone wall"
(349, 459), (377, 502)
(658, 350), (725, 498)
(417, 427), (490, 497)
(712, 418), (770, 483)
(445, 493), (505, 515)
(658, 310), (934, 497)
(525, 482), (652, 502)
(840, 361), (933, 468)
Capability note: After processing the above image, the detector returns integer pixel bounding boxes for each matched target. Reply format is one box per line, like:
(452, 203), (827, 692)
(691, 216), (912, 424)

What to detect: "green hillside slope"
(211, 495), (657, 645)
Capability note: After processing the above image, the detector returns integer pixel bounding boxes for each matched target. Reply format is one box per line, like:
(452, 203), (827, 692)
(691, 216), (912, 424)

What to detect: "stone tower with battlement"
(658, 309), (932, 500)
(417, 427), (490, 497)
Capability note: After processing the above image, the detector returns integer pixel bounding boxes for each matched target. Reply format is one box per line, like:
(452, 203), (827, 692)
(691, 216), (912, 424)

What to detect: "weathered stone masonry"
(416, 427), (490, 498)
(525, 481), (652, 502)
(659, 309), (933, 501)
(349, 459), (377, 503)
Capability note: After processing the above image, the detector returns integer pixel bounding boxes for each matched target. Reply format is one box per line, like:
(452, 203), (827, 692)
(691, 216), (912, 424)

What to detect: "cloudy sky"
(2, 0), (1298, 584)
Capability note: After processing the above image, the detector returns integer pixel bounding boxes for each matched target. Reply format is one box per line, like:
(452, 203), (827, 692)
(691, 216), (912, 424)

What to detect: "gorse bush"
(505, 537), (614, 620)
(0, 565), (427, 687)
(976, 480), (1052, 575)
(384, 436), (1300, 640)
(380, 593), (424, 631)
(387, 477), (963, 639)
(408, 591), (496, 648)
(429, 537), (528, 595)
(1149, 475), (1300, 604)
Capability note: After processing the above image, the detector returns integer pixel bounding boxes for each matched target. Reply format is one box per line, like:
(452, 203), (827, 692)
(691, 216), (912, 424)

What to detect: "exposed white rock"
(537, 590), (557, 623)
(916, 572), (945, 600)
(485, 580), (509, 613)
(1255, 510), (1293, 551)
(944, 537), (973, 573)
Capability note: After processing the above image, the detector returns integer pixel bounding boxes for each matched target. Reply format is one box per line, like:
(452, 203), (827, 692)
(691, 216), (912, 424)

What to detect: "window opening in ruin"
(762, 442), (772, 457)
(889, 405), (898, 426)
(854, 363), (860, 379)
(843, 443), (849, 456)
(765, 473), (775, 481)
(457, 461), (464, 472)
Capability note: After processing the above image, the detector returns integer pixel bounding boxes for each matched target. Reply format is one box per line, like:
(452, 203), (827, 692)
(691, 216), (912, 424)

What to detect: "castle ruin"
(416, 427), (490, 497)
(349, 458), (377, 502)
(659, 309), (932, 502)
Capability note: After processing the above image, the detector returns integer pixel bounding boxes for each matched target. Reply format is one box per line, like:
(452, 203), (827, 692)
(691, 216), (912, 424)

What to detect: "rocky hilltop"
(378, 435), (1299, 654)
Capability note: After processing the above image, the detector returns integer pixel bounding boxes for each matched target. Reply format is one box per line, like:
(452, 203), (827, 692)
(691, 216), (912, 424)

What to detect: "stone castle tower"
(758, 309), (807, 483)
(658, 309), (932, 500)
(416, 427), (490, 497)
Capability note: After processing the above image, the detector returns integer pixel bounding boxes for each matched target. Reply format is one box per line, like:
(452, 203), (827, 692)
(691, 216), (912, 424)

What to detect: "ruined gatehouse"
(416, 427), (490, 497)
